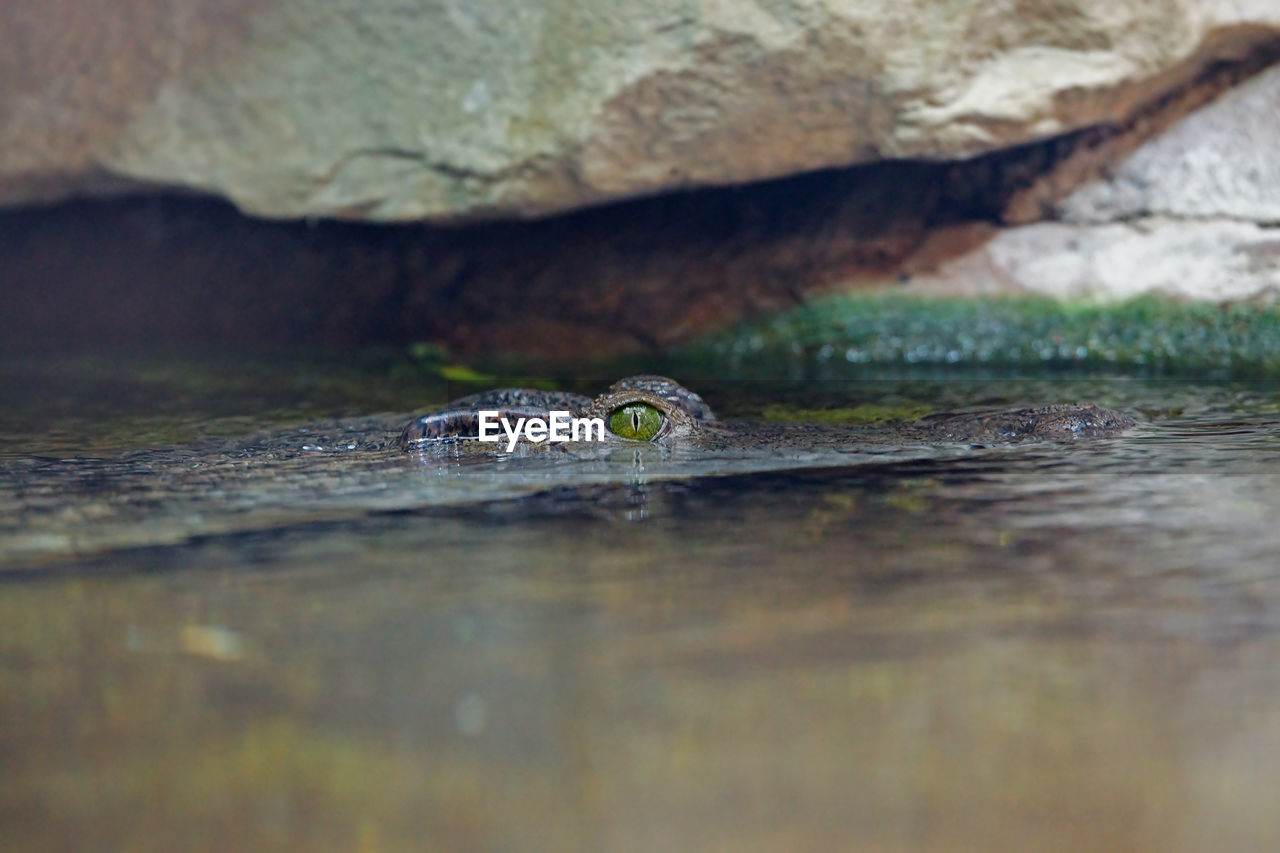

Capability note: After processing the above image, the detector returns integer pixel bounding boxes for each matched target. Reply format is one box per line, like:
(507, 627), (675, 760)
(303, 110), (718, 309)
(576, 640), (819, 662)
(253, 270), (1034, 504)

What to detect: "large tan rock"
(3, 0), (1280, 222)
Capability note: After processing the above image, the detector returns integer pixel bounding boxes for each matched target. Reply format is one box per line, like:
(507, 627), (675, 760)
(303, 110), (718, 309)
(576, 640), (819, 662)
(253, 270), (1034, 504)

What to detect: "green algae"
(676, 294), (1280, 378)
(413, 294), (1280, 388)
(758, 403), (936, 424)
(7, 294), (1279, 460)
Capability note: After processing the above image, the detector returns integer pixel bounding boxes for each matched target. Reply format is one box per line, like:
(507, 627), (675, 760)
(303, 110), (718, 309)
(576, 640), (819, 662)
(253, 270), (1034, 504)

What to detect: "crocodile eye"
(608, 403), (664, 441)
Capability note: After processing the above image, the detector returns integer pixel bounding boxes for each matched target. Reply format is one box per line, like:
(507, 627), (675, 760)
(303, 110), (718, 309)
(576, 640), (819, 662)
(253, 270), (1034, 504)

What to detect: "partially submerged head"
(399, 375), (715, 451)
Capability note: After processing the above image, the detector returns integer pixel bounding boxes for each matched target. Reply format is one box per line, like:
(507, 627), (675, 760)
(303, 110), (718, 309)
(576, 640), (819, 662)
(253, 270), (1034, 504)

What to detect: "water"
(3, 353), (1280, 851)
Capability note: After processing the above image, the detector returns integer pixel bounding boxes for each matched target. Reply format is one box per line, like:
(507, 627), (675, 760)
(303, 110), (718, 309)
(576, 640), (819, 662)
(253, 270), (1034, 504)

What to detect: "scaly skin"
(0, 376), (1136, 567)
(399, 375), (1136, 450)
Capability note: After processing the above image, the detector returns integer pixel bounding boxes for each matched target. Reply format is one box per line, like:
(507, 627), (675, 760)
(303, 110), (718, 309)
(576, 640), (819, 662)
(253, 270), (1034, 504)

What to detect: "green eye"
(608, 403), (664, 441)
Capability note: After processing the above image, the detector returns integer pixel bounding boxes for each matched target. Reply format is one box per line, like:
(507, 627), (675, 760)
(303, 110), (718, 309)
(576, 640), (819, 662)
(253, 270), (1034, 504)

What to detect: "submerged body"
(399, 375), (1136, 453)
(1, 376), (1134, 568)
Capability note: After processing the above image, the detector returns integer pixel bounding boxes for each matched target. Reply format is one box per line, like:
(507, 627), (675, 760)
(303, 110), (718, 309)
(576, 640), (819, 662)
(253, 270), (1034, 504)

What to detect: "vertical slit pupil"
(631, 410), (640, 432)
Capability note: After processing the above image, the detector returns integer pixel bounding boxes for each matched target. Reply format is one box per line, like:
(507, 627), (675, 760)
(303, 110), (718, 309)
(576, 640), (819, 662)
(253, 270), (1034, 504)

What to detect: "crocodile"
(398, 375), (1136, 451)
(0, 376), (1134, 569)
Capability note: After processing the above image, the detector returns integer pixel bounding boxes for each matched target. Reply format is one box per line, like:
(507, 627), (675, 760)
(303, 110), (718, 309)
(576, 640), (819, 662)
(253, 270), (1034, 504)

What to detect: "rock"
(3, 0), (1280, 222)
(906, 219), (1280, 301)
(1057, 62), (1280, 224)
(903, 63), (1280, 303)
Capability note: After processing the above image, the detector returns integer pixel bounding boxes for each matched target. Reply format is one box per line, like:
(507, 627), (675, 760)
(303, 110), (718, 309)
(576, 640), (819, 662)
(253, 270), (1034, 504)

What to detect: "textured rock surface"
(906, 218), (1280, 301)
(3, 0), (1280, 221)
(4, 58), (1280, 361)
(5, 9), (1280, 360)
(1057, 62), (1280, 224)
(904, 63), (1280, 302)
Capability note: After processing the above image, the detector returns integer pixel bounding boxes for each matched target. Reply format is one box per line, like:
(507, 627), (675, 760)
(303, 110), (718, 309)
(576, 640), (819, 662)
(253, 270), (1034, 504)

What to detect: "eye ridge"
(608, 402), (664, 441)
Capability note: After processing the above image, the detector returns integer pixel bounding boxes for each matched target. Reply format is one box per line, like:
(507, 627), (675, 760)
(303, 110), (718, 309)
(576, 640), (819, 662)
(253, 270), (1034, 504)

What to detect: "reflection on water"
(3, 362), (1280, 851)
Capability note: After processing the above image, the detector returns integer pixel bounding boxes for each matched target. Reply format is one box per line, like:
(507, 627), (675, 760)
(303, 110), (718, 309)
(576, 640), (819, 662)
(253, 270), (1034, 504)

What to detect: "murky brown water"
(3, 354), (1280, 851)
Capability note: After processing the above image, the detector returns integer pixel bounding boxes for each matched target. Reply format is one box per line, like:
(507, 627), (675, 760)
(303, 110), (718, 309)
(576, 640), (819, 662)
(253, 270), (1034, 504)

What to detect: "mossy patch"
(758, 403), (936, 424)
(675, 294), (1280, 378)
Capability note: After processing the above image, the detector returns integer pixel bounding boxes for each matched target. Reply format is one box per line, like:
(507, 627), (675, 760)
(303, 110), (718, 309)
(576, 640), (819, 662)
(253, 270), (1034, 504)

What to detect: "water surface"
(3, 354), (1280, 851)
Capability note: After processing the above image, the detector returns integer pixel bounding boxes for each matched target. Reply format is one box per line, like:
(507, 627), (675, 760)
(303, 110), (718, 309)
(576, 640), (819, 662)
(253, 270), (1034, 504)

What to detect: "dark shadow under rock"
(3, 42), (1278, 364)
